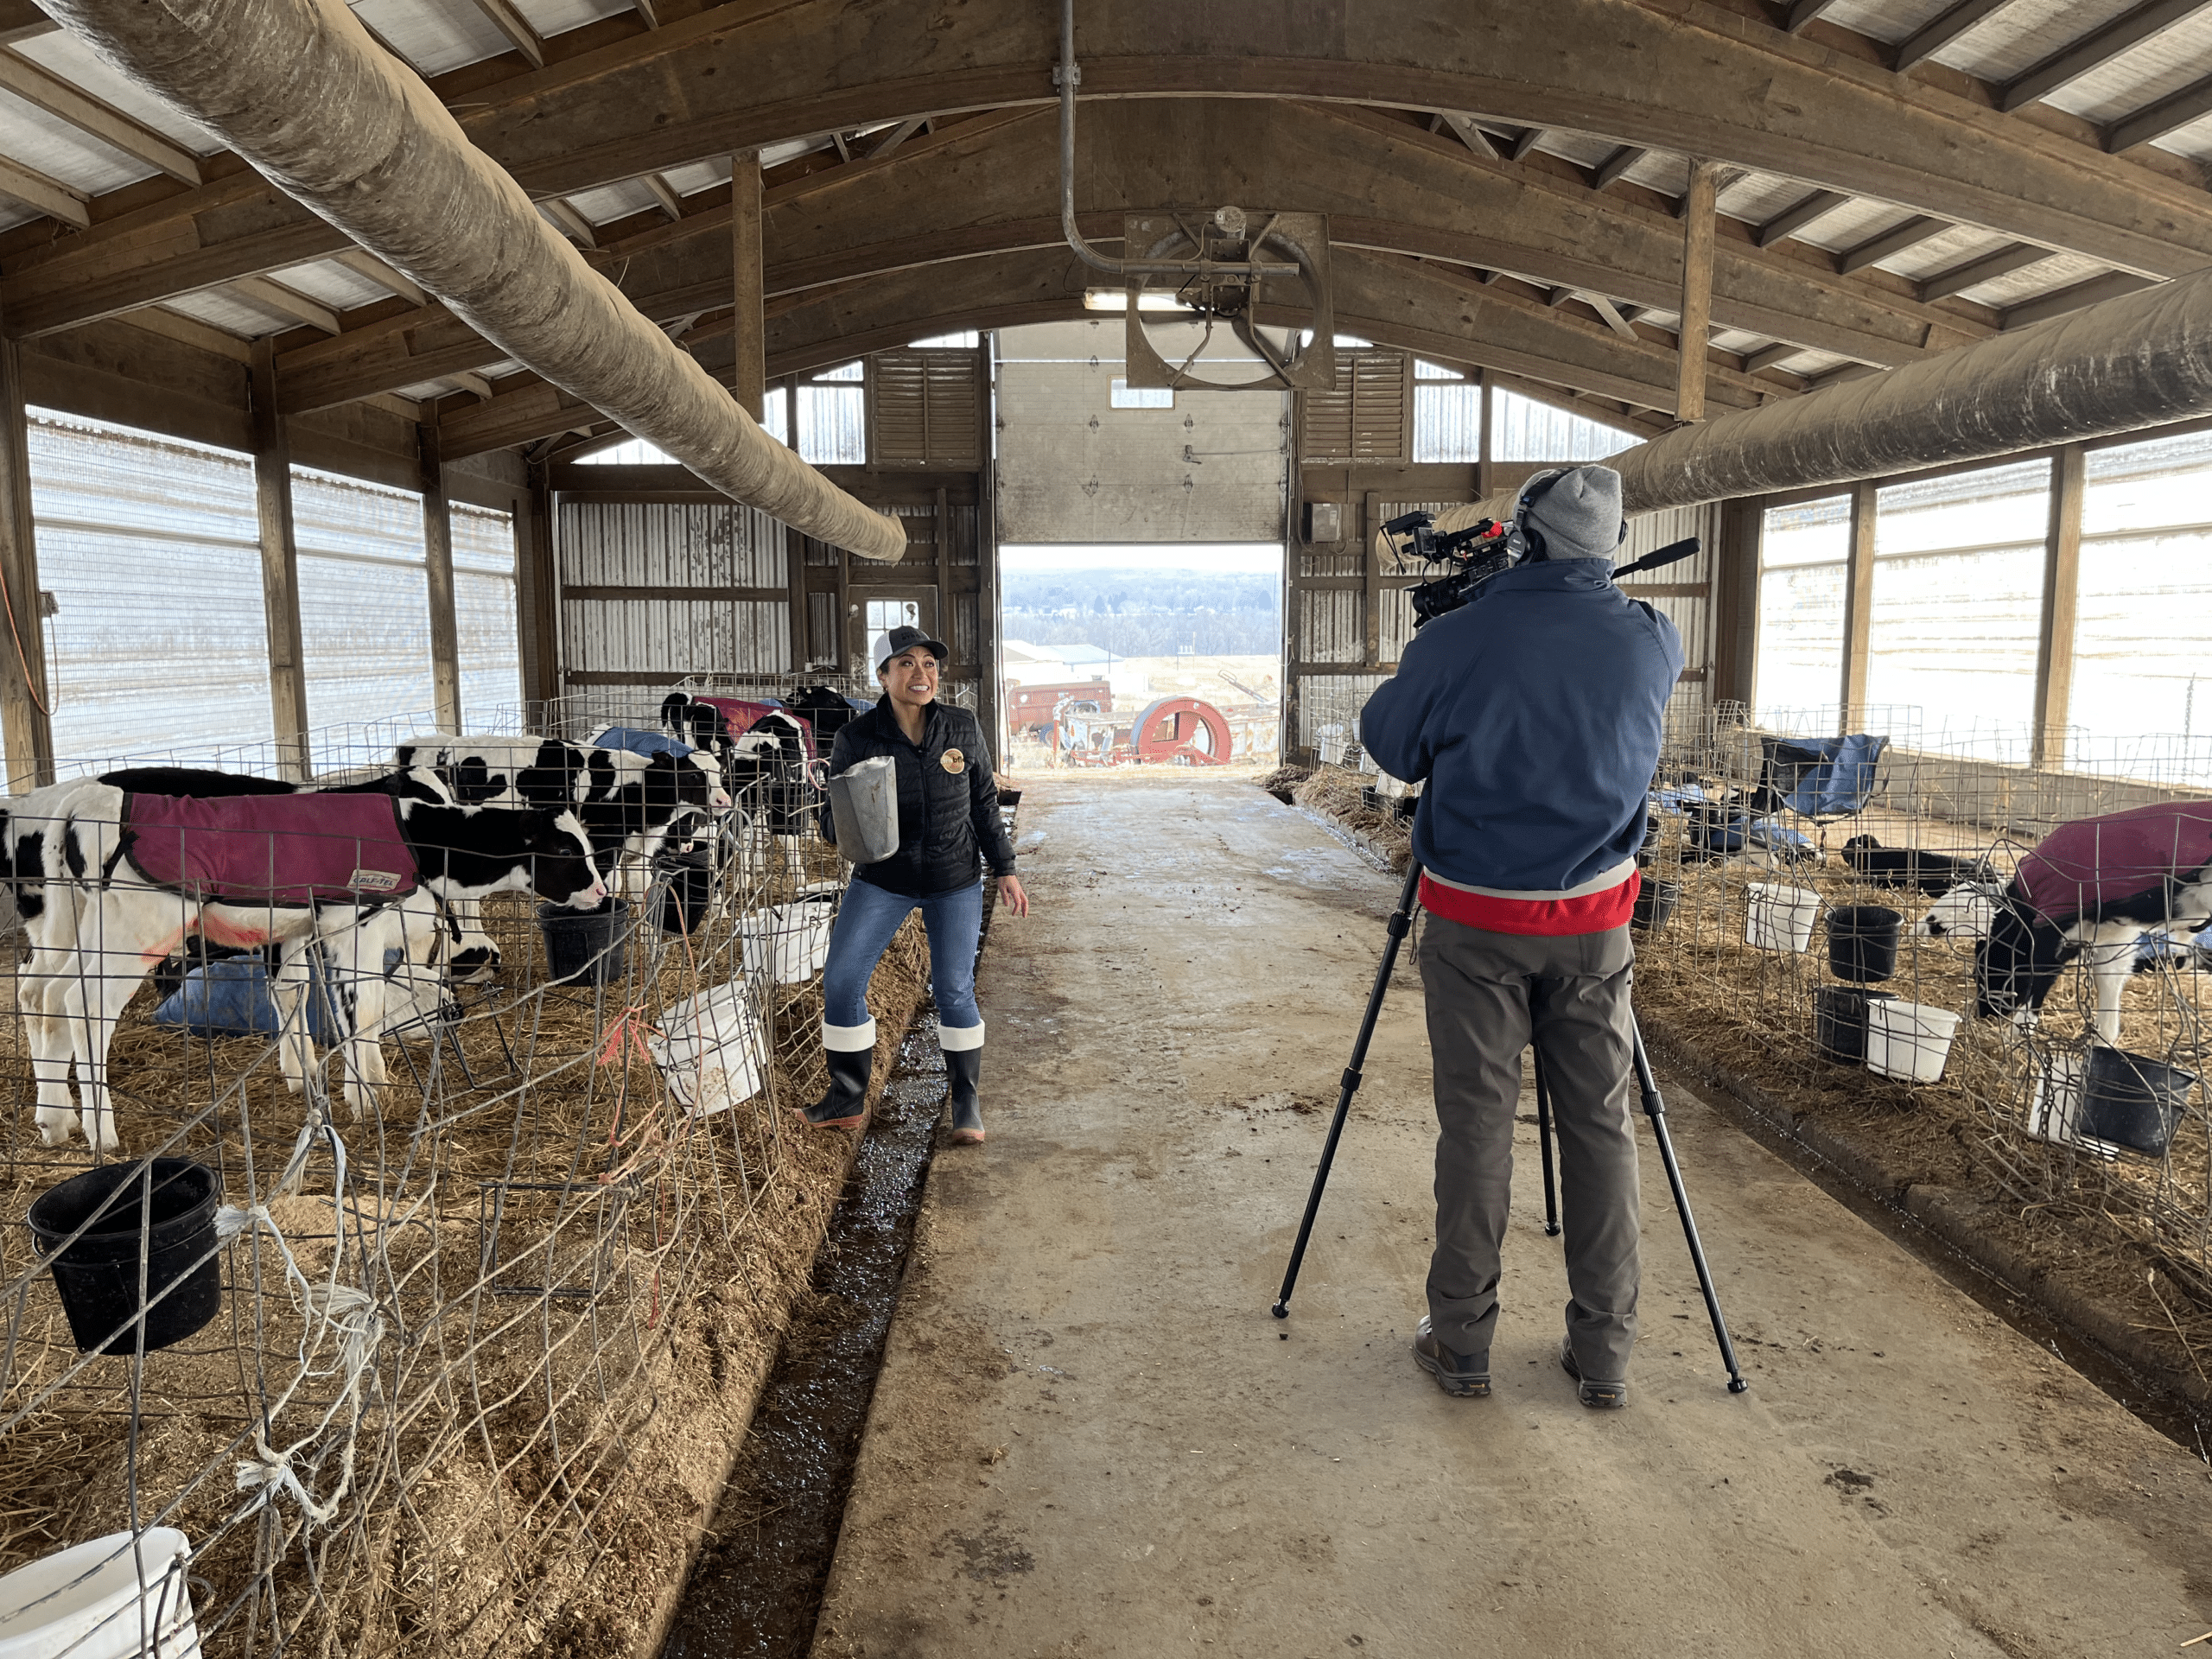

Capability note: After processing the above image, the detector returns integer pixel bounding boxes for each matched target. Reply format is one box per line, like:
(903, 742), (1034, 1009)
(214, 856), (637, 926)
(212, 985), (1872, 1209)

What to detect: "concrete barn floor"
(811, 772), (2212, 1659)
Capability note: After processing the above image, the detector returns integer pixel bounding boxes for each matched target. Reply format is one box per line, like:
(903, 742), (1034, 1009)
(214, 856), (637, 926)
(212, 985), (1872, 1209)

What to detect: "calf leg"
(59, 925), (160, 1154)
(2082, 936), (2138, 1046)
(24, 902), (85, 1146)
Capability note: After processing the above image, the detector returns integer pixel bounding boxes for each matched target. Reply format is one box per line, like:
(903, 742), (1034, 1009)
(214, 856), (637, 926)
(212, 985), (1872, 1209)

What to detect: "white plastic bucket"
(739, 896), (837, 986)
(0, 1528), (200, 1658)
(1745, 883), (1821, 952)
(2027, 1051), (2083, 1143)
(1866, 1000), (1962, 1084)
(650, 982), (769, 1116)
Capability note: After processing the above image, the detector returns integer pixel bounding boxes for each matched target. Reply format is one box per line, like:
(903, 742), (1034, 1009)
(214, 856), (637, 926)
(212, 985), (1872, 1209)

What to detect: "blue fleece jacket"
(1359, 558), (1681, 895)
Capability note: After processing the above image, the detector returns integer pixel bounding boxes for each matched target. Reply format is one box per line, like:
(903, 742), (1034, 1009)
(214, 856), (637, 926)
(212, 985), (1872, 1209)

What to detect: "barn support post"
(1712, 495), (1763, 709)
(732, 153), (766, 422)
(1838, 479), (1877, 734)
(1476, 372), (1493, 499)
(0, 327), (51, 792)
(520, 460), (558, 715)
(2031, 445), (2086, 769)
(250, 338), (312, 780)
(417, 423), (463, 732)
(1675, 161), (1720, 424)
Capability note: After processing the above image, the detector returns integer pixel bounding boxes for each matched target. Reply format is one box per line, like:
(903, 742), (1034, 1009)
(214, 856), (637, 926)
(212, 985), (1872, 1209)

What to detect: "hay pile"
(1288, 765), (1413, 869)
(0, 844), (938, 1657)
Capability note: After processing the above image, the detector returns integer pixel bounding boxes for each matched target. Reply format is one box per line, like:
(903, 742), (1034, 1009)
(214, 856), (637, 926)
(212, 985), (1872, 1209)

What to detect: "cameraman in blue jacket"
(1360, 465), (1681, 1409)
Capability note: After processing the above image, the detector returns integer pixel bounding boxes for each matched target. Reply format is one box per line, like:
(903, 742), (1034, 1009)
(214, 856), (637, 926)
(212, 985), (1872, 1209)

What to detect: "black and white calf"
(9, 784), (604, 1150)
(1840, 836), (1997, 895)
(1971, 803), (2212, 1045)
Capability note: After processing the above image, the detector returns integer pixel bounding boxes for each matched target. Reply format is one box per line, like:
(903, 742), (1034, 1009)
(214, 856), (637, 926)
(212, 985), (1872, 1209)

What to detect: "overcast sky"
(998, 543), (1284, 575)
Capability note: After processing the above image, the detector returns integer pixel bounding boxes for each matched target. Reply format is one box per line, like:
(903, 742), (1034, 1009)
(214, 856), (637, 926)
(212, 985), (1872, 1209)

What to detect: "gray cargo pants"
(1418, 913), (1641, 1381)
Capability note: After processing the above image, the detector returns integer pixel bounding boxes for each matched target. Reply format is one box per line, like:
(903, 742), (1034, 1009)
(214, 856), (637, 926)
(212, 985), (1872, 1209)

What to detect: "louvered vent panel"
(1300, 351), (1409, 465)
(870, 350), (982, 467)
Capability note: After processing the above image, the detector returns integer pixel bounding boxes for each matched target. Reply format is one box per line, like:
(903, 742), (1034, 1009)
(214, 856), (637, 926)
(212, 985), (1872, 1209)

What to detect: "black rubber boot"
(801, 1044), (873, 1128)
(946, 1046), (984, 1144)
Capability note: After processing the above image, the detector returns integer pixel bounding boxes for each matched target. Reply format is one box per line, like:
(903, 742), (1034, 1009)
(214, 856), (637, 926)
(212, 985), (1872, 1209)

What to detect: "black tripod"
(1270, 861), (1750, 1394)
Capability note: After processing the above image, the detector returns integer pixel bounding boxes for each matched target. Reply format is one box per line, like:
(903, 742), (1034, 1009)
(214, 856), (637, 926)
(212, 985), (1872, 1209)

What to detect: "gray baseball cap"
(873, 624), (950, 671)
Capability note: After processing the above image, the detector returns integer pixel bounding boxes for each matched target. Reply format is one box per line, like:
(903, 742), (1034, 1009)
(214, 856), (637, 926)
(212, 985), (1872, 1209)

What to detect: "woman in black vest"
(804, 626), (1027, 1142)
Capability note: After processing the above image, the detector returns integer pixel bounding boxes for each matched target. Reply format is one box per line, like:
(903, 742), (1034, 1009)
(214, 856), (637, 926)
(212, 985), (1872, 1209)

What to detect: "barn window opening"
(290, 465), (435, 737)
(25, 407), (274, 766)
(866, 598), (921, 635)
(1867, 457), (2050, 759)
(1489, 388), (1640, 461)
(577, 435), (677, 464)
(1109, 379), (1173, 410)
(1753, 494), (1849, 728)
(1413, 359), (1479, 463)
(910, 330), (981, 348)
(2068, 427), (2212, 784)
(454, 503), (523, 722)
(798, 361), (867, 464)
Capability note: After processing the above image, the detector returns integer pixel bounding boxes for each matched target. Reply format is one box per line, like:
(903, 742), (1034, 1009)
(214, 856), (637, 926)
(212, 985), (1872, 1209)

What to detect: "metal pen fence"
(1636, 700), (2212, 1304)
(0, 684), (940, 1656)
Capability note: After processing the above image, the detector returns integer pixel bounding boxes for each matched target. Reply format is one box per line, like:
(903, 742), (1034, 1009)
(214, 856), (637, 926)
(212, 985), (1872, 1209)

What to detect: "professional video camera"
(1382, 506), (1706, 631)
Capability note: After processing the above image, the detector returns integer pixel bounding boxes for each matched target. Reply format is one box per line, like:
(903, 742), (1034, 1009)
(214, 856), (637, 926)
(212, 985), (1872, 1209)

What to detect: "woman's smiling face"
(882, 646), (941, 707)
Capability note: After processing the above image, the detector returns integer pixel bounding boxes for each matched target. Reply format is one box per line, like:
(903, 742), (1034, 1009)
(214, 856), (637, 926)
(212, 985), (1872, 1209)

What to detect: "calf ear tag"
(350, 868), (404, 893)
(941, 748), (966, 774)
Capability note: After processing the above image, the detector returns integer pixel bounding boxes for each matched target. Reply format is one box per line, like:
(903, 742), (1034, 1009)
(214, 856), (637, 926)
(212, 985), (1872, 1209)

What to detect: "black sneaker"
(1559, 1335), (1627, 1409)
(1412, 1316), (1491, 1398)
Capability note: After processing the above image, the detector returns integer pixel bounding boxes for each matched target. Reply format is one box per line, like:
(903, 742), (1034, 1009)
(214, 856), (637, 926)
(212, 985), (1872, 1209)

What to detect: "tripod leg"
(1530, 1047), (1561, 1237)
(1273, 861), (1424, 1319)
(1629, 1015), (1751, 1394)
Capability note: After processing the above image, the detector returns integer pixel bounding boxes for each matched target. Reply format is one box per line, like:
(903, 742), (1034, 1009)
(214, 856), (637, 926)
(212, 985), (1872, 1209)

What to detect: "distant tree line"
(1001, 568), (1281, 656)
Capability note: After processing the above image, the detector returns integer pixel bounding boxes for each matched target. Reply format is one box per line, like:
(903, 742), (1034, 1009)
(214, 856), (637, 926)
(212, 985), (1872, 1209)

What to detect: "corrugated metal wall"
(1618, 499), (1719, 723)
(556, 499), (793, 683)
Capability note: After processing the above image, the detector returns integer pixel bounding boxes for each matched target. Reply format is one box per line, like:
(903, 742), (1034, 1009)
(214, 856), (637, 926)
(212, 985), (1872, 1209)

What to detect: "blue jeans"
(821, 876), (983, 1029)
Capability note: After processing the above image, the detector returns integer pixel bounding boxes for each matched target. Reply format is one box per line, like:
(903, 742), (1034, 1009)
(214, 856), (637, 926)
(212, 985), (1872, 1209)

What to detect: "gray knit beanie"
(1522, 466), (1625, 563)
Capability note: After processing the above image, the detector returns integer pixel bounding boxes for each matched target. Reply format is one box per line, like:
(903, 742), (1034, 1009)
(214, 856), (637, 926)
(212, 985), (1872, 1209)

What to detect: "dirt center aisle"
(812, 772), (2211, 1659)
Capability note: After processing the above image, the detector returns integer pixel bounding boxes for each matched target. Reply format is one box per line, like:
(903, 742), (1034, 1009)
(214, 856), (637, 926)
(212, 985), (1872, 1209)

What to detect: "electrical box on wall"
(1305, 501), (1341, 543)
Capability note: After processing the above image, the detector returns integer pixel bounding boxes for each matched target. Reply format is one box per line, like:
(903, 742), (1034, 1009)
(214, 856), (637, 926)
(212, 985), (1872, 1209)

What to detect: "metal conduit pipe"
(1610, 264), (2212, 513)
(44, 0), (908, 563)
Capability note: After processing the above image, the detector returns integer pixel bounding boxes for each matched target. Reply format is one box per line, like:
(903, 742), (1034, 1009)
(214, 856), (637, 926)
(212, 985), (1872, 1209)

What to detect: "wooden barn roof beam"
(9, 0), (2212, 339)
(438, 244), (1767, 460)
(276, 100), (1986, 416)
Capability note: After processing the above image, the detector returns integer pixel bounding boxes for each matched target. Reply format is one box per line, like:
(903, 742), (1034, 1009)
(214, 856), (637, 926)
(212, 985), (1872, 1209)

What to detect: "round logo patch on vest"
(940, 747), (967, 775)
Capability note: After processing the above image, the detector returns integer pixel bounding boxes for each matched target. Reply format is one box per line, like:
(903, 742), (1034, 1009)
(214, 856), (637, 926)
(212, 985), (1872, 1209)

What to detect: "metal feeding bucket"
(825, 755), (899, 865)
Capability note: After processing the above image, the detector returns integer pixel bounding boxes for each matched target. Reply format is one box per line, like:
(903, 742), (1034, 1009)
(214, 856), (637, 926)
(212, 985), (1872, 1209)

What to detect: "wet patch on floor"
(658, 1024), (949, 1659)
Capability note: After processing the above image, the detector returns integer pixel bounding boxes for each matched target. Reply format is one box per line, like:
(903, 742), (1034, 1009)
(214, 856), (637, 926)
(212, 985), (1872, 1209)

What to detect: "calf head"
(1916, 880), (1999, 939)
(404, 801), (607, 908)
(1973, 889), (2074, 1023)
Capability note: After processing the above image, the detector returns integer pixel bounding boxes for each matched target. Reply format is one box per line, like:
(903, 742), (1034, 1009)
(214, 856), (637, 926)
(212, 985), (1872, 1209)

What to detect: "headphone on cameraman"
(1503, 467), (1629, 565)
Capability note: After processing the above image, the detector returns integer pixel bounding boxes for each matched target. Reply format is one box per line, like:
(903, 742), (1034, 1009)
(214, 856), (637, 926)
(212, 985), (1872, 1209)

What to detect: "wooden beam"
(2001, 270), (2158, 328)
(0, 0), (52, 44)
(1743, 341), (1801, 373)
(2031, 445), (2083, 768)
(1783, 0), (1841, 29)
(419, 423), (462, 731)
(2106, 72), (2212, 152)
(1916, 242), (2052, 302)
(641, 172), (684, 219)
(1839, 479), (1876, 734)
(461, 0), (545, 69)
(1439, 112), (1497, 159)
(1675, 160), (1719, 423)
(538, 196), (598, 247)
(26, 0), (2212, 346)
(332, 248), (427, 306)
(1592, 145), (1646, 191)
(0, 313), (48, 790)
(630, 0), (659, 23)
(2001, 0), (2212, 111)
(1754, 189), (1850, 250)
(250, 339), (311, 780)
(1836, 214), (1952, 275)
(731, 153), (765, 420)
(1586, 294), (1639, 340)
(0, 48), (199, 184)
(1895, 0), (2021, 73)
(229, 275), (338, 334)
(0, 149), (83, 228)
(867, 118), (926, 160)
(1509, 127), (1547, 162)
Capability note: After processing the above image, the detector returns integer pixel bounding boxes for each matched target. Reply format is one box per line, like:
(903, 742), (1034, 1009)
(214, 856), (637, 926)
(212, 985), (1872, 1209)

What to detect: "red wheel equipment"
(1131, 696), (1231, 766)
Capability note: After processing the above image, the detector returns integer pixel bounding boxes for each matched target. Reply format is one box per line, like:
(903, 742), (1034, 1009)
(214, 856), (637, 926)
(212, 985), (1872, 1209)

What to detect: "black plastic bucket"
(1826, 905), (1903, 984)
(653, 851), (714, 936)
(2078, 1046), (2197, 1156)
(538, 896), (630, 987)
(27, 1159), (221, 1354)
(1813, 987), (1896, 1065)
(1632, 879), (1681, 931)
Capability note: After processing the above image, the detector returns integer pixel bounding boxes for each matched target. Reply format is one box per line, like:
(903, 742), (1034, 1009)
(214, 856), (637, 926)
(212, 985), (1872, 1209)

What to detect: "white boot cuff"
(823, 1019), (877, 1052)
(937, 1020), (986, 1052)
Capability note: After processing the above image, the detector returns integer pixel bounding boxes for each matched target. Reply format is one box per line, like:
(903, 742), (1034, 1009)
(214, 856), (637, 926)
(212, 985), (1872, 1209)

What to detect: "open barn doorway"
(998, 543), (1282, 771)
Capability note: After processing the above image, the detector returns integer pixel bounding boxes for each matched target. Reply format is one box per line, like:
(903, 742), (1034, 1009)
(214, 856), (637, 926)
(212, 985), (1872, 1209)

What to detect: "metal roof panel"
(350, 0), (512, 77)
(9, 30), (225, 155)
(0, 86), (149, 197)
